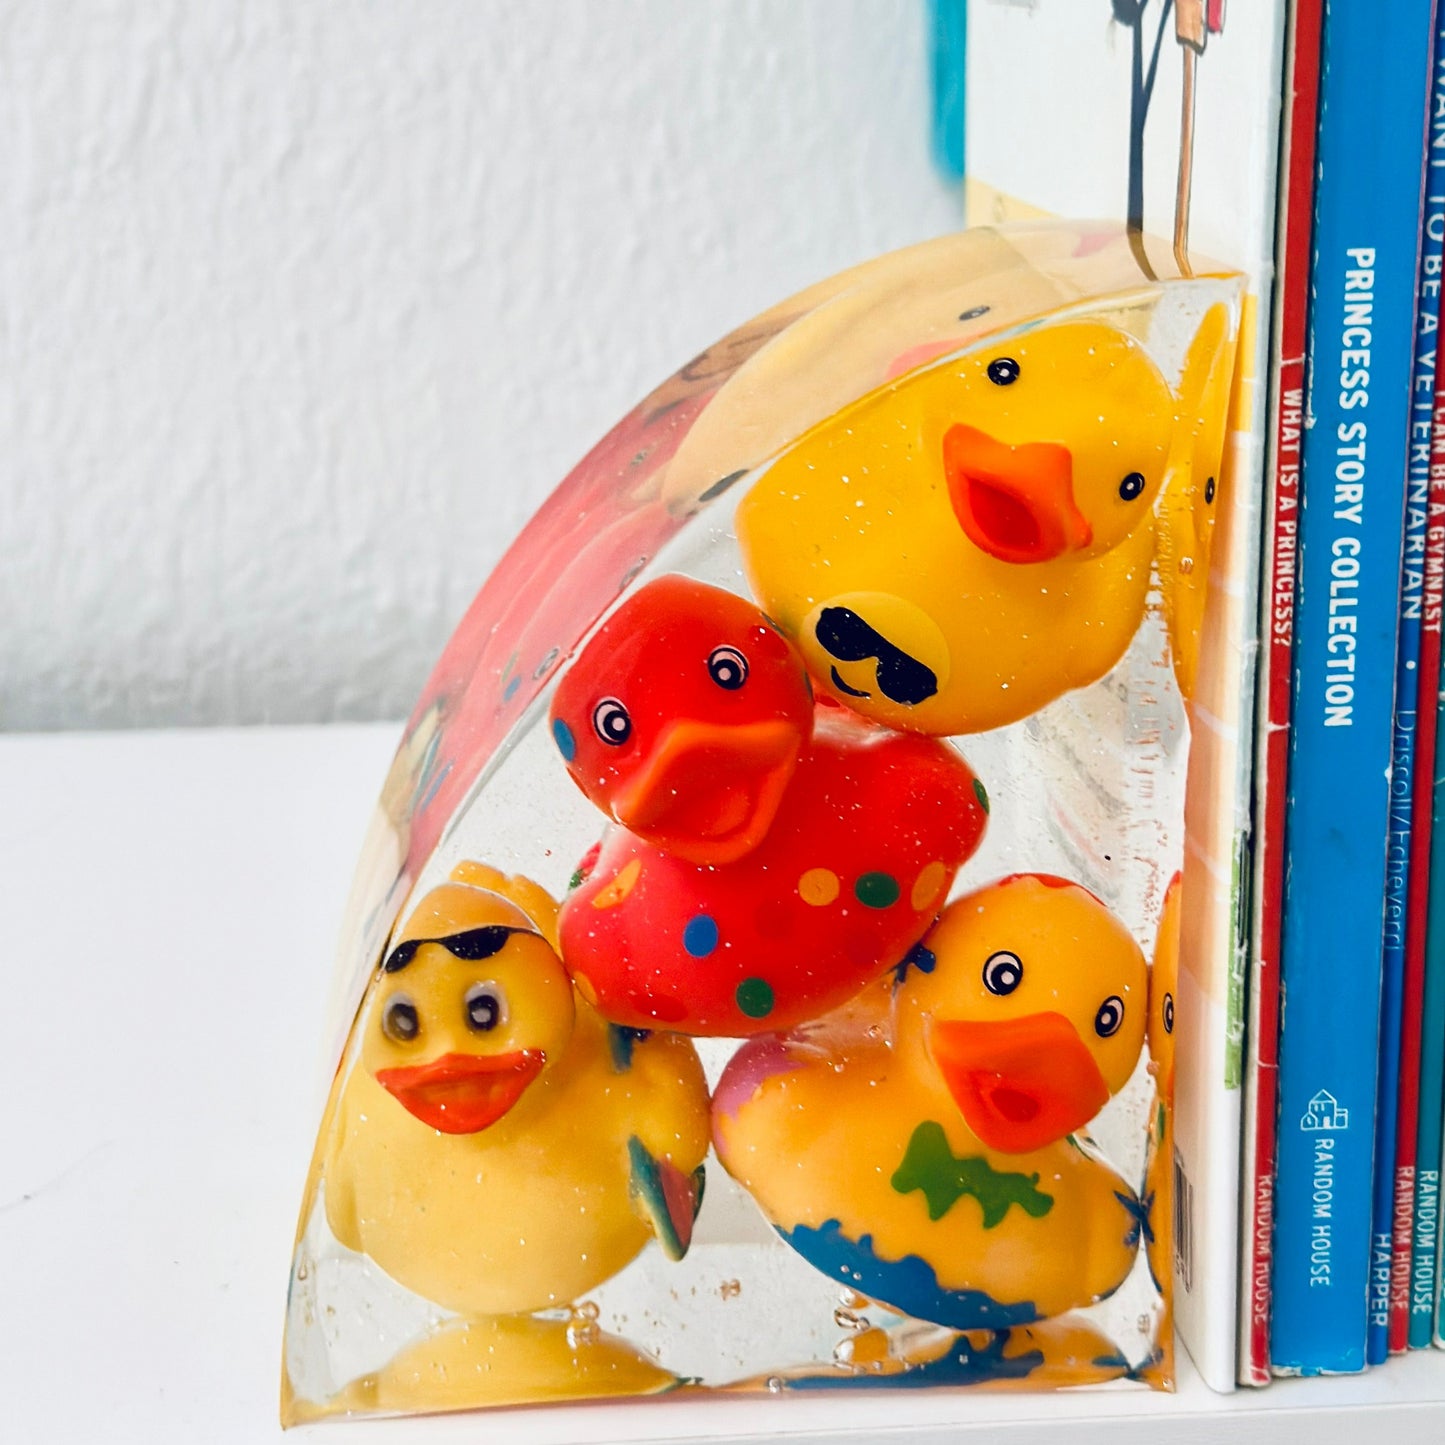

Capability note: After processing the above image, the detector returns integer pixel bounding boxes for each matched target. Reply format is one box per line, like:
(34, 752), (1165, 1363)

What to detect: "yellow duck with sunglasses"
(319, 862), (711, 1319)
(735, 321), (1193, 735)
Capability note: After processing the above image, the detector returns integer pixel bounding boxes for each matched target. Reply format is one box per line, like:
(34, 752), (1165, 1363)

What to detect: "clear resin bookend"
(281, 223), (1242, 1422)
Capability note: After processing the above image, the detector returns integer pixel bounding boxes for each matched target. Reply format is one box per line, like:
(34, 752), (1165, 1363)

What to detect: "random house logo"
(1303, 1091), (1348, 1289)
(1301, 1090), (1349, 1132)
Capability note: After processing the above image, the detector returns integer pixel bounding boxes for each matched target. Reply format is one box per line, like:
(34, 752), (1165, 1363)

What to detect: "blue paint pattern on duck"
(892, 941), (937, 987)
(777, 1218), (1040, 1330)
(1116, 1189), (1151, 1252)
(786, 1326), (1045, 1391)
(606, 1024), (652, 1073)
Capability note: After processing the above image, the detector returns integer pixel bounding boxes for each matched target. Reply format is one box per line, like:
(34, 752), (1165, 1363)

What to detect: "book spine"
(1391, 26), (1445, 1356)
(1412, 375), (1445, 1349)
(1239, 0), (1323, 1389)
(1271, 0), (1436, 1377)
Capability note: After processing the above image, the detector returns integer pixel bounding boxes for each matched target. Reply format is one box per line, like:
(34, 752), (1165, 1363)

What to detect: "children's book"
(1388, 13), (1445, 1357)
(1270, 0), (1436, 1378)
(1420, 367), (1445, 1351)
(1239, 0), (1323, 1388)
(965, 0), (1288, 1392)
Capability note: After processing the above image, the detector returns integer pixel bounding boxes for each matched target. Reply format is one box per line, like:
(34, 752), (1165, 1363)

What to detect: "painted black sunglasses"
(382, 925), (537, 974)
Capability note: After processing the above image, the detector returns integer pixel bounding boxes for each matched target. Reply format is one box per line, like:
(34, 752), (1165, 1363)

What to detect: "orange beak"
(942, 424), (1092, 564)
(376, 1050), (544, 1134)
(930, 1012), (1109, 1153)
(610, 717), (803, 864)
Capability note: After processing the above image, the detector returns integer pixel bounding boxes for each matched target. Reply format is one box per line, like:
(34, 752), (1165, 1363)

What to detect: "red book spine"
(1242, 0), (1322, 1387)
(1390, 384), (1445, 1352)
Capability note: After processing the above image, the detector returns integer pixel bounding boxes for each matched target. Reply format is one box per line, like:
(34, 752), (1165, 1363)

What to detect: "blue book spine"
(1369, 15), (1445, 1362)
(1272, 0), (1436, 1376)
(1419, 706), (1445, 1348)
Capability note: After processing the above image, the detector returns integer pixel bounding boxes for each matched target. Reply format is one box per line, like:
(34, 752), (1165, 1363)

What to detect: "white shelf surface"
(2, 722), (1443, 1444)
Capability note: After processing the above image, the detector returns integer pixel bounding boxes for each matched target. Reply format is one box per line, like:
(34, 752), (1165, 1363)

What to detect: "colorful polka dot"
(855, 872), (901, 909)
(591, 858), (642, 910)
(973, 777), (990, 814)
(735, 977), (775, 1019)
(799, 867), (841, 906)
(911, 861), (948, 911)
(552, 718), (576, 761)
(683, 914), (720, 958)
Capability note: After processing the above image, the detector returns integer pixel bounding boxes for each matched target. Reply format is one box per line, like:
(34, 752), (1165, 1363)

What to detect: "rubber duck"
(712, 873), (1147, 1327)
(550, 575), (815, 865)
(318, 863), (710, 1319)
(1139, 871), (1181, 1385)
(657, 223), (1174, 519)
(283, 1313), (677, 1422)
(753, 1311), (1131, 1393)
(735, 321), (1180, 735)
(1156, 303), (1237, 699)
(557, 702), (989, 1035)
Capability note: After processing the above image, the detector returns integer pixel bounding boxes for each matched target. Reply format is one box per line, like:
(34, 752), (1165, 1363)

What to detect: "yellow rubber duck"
(737, 1311), (1131, 1393)
(316, 863), (711, 1319)
(1137, 871), (1181, 1385)
(736, 321), (1180, 735)
(1155, 303), (1238, 699)
(713, 873), (1149, 1328)
(283, 1313), (676, 1422)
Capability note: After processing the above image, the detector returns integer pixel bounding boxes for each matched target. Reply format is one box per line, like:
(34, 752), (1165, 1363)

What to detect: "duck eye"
(707, 645), (749, 690)
(1119, 472), (1146, 501)
(382, 995), (420, 1043)
(592, 697), (632, 746)
(982, 950), (1023, 995)
(1163, 992), (1175, 1035)
(958, 304), (991, 321)
(986, 356), (1020, 386)
(1204, 475), (1216, 505)
(464, 983), (505, 1033)
(1095, 995), (1125, 1038)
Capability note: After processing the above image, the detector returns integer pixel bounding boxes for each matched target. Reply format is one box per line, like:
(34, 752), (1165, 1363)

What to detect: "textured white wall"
(2, 0), (961, 730)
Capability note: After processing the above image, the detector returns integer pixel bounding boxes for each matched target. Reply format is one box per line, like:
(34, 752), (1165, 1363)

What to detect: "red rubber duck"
(549, 577), (990, 1035)
(550, 575), (816, 866)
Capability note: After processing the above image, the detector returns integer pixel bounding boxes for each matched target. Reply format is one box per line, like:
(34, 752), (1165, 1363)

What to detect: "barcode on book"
(1174, 1147), (1194, 1293)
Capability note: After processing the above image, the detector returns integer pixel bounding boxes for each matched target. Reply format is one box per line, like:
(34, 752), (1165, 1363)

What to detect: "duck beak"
(942, 424), (1092, 564)
(929, 1012), (1109, 1153)
(376, 1049), (545, 1134)
(611, 718), (803, 864)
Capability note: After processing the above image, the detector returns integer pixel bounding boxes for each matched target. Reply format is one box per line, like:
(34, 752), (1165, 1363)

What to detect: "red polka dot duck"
(550, 574), (816, 866)
(550, 576), (990, 1034)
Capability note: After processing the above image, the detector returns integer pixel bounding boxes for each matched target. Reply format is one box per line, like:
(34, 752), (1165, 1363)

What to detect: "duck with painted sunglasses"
(735, 319), (1208, 736)
(315, 862), (710, 1330)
